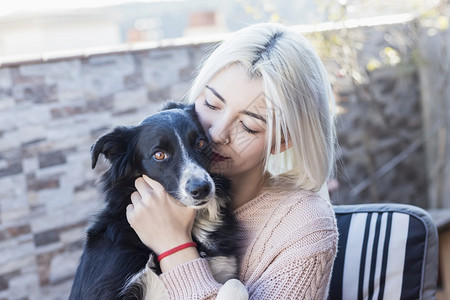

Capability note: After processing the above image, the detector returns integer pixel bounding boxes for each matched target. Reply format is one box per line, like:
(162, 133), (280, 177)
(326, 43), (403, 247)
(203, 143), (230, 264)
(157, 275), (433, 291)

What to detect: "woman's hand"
(126, 175), (197, 257)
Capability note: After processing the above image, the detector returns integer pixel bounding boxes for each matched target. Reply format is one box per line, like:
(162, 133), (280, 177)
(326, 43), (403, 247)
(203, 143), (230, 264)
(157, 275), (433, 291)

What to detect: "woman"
(127, 23), (338, 299)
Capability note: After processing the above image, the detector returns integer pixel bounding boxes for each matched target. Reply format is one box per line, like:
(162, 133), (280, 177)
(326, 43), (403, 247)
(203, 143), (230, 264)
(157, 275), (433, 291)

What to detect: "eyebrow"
(242, 110), (266, 123)
(205, 85), (266, 123)
(206, 85), (226, 103)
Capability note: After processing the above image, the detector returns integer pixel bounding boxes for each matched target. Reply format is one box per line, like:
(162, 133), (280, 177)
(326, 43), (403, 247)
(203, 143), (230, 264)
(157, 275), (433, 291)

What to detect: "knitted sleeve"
(159, 229), (337, 300)
(159, 192), (337, 299)
(247, 230), (337, 299)
(159, 257), (221, 300)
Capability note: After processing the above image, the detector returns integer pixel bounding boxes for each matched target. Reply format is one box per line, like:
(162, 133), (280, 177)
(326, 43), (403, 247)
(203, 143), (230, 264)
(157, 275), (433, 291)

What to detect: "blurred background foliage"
(233, 0), (449, 207)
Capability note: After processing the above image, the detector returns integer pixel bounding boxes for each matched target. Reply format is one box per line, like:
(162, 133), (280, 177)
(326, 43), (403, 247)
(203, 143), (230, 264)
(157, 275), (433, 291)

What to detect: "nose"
(186, 178), (211, 200)
(208, 120), (231, 145)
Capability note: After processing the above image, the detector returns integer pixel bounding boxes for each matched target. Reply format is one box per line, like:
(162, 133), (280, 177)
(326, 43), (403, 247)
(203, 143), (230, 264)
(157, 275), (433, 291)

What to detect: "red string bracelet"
(157, 242), (197, 262)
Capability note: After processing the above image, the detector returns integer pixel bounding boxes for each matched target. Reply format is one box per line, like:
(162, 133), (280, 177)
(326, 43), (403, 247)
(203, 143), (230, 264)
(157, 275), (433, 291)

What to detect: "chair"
(329, 203), (439, 300)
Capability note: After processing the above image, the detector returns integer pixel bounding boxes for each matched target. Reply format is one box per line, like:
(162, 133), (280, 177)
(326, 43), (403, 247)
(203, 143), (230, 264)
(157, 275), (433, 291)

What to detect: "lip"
(211, 151), (230, 162)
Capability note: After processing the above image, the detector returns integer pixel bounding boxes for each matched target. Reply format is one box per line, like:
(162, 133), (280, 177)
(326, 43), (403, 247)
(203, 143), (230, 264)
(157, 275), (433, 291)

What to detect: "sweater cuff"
(160, 258), (222, 299)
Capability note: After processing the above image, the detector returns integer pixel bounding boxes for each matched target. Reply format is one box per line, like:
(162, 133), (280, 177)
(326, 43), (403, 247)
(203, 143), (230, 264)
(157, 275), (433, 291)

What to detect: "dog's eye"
(196, 139), (206, 149)
(153, 151), (167, 161)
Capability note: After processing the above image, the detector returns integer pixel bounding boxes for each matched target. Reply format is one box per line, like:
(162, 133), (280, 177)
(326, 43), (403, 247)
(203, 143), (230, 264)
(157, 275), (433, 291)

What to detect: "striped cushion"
(329, 204), (438, 300)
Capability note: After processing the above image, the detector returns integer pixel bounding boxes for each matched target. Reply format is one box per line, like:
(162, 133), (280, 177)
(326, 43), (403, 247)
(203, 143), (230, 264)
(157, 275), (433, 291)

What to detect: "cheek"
(194, 101), (209, 132)
(234, 136), (267, 159)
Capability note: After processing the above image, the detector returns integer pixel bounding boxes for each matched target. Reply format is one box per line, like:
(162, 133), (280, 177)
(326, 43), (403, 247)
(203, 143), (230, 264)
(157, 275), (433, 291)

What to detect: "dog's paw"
(216, 279), (248, 300)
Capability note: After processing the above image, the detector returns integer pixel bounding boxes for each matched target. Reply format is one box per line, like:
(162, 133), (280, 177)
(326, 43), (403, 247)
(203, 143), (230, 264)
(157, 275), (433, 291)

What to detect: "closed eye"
(241, 121), (258, 134)
(203, 99), (219, 110)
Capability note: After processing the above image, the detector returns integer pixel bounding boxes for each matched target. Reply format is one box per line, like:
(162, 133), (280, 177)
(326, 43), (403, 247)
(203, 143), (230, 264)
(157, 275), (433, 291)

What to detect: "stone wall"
(0, 42), (212, 299)
(319, 22), (428, 207)
(0, 22), (429, 299)
(331, 63), (425, 206)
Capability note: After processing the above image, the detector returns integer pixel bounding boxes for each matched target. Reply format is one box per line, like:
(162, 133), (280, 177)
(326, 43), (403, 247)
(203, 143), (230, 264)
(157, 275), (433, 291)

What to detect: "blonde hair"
(187, 23), (336, 192)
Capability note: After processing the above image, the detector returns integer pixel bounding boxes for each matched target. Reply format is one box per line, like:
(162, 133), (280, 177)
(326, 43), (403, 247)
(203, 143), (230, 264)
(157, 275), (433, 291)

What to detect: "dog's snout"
(180, 163), (215, 206)
(186, 178), (211, 200)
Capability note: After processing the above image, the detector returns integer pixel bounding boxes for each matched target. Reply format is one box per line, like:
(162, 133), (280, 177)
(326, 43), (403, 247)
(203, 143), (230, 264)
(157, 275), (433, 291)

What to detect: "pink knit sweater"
(160, 188), (338, 299)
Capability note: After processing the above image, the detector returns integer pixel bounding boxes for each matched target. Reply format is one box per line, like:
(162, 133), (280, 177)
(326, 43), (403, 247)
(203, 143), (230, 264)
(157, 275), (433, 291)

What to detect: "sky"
(0, 0), (174, 16)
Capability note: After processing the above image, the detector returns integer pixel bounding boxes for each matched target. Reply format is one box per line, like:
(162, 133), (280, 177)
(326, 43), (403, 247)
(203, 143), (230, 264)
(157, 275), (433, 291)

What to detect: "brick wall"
(0, 41), (212, 299)
(0, 22), (427, 299)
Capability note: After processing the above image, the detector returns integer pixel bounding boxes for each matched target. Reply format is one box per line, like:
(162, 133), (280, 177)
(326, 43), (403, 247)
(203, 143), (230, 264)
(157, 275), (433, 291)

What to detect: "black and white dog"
(69, 102), (248, 299)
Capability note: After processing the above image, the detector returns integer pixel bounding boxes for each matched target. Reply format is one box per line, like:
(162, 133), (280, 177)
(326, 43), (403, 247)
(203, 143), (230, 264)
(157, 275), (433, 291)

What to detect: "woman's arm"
(126, 176), (337, 299)
(160, 258), (222, 299)
(126, 175), (200, 268)
(158, 229), (337, 300)
(126, 176), (223, 299)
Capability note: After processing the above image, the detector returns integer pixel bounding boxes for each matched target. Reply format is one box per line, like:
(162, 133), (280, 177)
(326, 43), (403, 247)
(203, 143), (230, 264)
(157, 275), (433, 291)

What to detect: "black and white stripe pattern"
(329, 204), (438, 300)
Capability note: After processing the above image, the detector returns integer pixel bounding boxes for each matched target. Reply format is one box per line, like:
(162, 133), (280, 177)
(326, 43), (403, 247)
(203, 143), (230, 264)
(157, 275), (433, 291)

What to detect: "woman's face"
(194, 64), (269, 179)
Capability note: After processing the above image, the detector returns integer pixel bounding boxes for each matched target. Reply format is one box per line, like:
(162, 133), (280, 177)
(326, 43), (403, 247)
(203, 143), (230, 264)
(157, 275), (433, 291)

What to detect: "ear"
(91, 126), (134, 169)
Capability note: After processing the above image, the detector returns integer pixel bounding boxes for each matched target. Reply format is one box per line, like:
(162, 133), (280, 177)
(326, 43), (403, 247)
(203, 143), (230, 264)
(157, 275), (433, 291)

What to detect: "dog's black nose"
(187, 179), (211, 200)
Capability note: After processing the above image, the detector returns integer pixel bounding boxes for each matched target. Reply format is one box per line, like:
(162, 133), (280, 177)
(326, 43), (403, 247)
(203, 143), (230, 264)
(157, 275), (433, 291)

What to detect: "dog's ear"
(184, 103), (197, 118)
(160, 101), (190, 111)
(162, 101), (197, 119)
(91, 126), (135, 170)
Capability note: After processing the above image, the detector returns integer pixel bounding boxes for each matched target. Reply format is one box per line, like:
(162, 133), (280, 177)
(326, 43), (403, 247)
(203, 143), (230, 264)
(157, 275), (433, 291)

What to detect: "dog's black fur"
(69, 103), (239, 300)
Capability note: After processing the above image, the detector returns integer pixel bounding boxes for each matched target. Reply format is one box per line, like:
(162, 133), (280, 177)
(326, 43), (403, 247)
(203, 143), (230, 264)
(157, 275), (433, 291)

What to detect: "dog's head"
(91, 102), (215, 208)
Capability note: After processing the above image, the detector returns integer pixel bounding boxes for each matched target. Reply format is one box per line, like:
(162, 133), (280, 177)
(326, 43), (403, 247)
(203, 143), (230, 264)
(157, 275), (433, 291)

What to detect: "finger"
(142, 175), (163, 191)
(130, 191), (141, 205)
(126, 204), (134, 223)
(135, 177), (153, 194)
